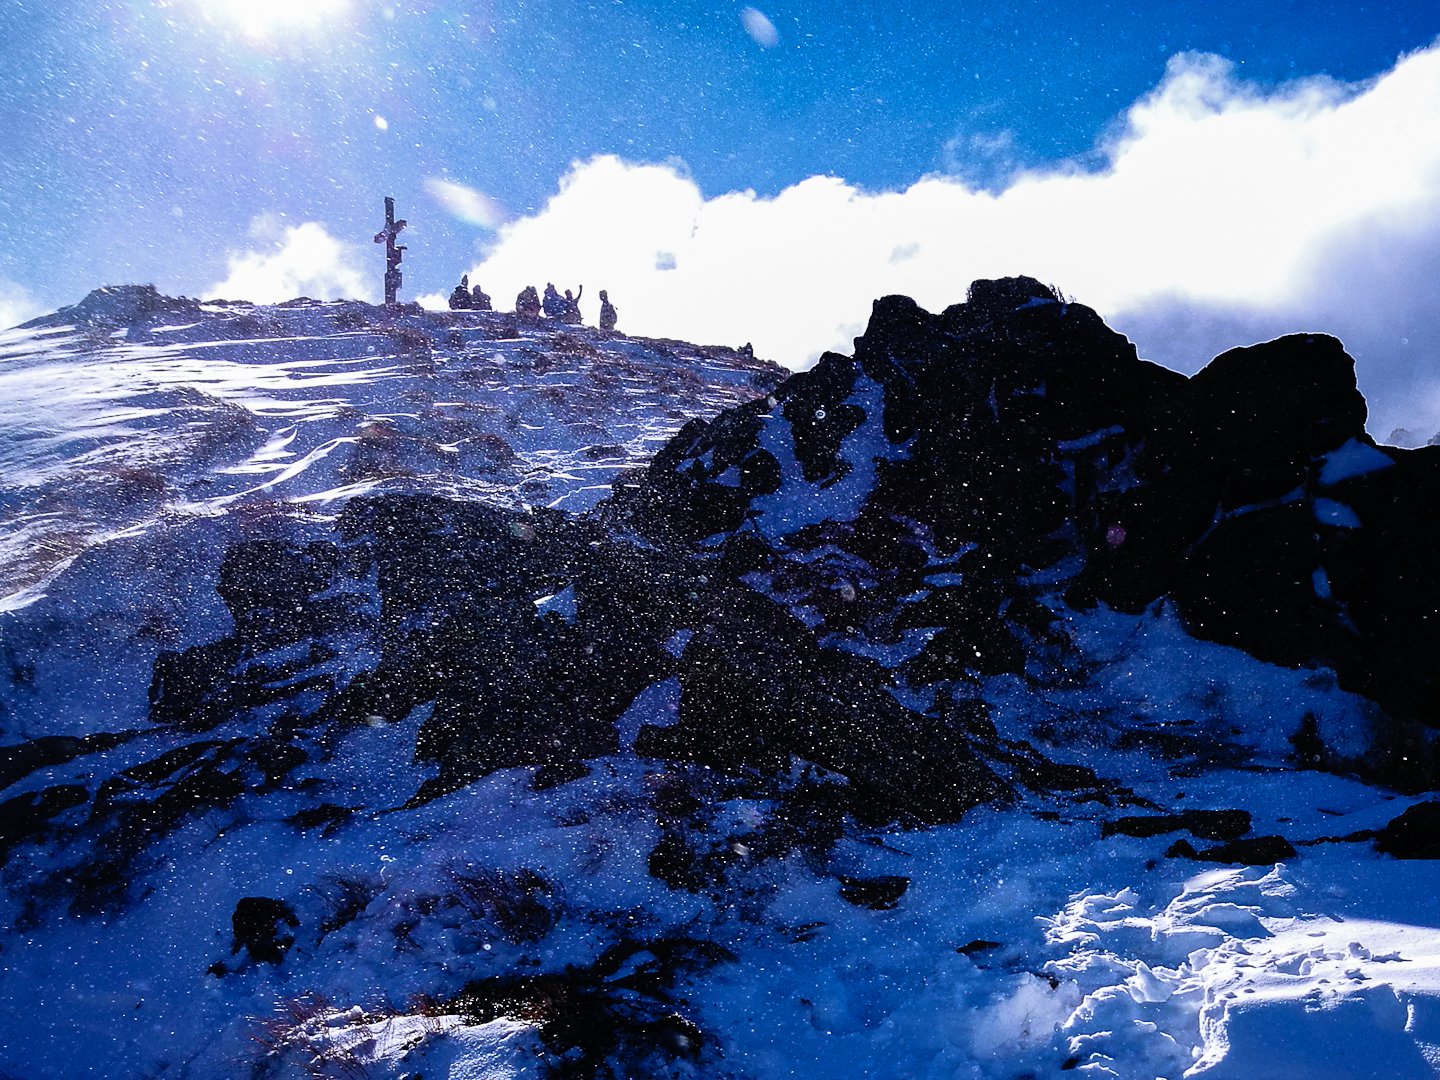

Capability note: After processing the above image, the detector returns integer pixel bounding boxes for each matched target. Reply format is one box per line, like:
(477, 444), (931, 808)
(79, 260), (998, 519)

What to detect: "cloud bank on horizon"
(208, 41), (1440, 440)
(205, 216), (371, 308)
(462, 41), (1440, 440)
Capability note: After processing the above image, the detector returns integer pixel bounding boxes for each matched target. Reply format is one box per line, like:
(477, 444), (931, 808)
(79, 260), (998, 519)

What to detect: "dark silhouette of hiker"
(599, 289), (618, 331)
(562, 285), (583, 324)
(542, 283), (564, 318)
(449, 274), (472, 310)
(517, 285), (541, 318)
(470, 282), (492, 311)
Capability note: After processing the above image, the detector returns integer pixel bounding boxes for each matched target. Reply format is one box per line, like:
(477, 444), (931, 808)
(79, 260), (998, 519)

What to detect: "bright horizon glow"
(197, 0), (350, 38)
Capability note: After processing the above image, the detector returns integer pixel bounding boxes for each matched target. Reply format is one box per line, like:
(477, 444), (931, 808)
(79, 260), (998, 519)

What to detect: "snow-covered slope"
(3, 281), (1440, 1080)
(0, 285), (780, 606)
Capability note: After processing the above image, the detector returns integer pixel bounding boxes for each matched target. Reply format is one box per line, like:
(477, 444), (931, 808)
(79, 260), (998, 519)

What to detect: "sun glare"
(201, 0), (351, 38)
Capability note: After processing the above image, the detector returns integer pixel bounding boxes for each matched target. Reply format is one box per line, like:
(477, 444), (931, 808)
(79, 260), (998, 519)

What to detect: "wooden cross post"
(373, 196), (408, 306)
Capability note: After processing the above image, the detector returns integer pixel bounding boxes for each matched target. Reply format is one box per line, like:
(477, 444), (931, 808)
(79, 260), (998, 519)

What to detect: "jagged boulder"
(1103, 809), (1252, 842)
(1319, 446), (1440, 722)
(957, 276), (1060, 322)
(1180, 334), (1368, 496)
(1167, 835), (1298, 865)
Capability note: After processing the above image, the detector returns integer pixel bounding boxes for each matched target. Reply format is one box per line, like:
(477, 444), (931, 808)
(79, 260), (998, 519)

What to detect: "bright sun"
(201, 0), (351, 38)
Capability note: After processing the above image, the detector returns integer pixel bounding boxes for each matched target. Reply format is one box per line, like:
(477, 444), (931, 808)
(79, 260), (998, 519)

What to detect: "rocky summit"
(4, 281), (1440, 1079)
(618, 276), (1440, 779)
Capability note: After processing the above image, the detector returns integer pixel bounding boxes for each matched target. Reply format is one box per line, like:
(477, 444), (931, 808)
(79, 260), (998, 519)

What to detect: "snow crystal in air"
(424, 177), (505, 228)
(740, 7), (779, 48)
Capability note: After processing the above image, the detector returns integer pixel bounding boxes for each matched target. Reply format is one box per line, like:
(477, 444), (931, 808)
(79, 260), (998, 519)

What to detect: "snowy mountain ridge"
(0, 284), (781, 607)
(3, 280), (1440, 1079)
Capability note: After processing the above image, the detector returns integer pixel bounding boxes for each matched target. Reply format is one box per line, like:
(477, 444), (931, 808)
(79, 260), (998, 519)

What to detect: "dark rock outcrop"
(1103, 810), (1252, 842)
(230, 896), (299, 963)
(612, 278), (1440, 742)
(638, 584), (1007, 825)
(838, 875), (910, 910)
(1166, 835), (1298, 865)
(19, 277), (1437, 921)
(1375, 801), (1440, 859)
(0, 784), (89, 866)
(449, 937), (733, 1077)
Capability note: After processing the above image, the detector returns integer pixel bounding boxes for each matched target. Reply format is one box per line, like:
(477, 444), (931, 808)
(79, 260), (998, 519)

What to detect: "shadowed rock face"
(616, 277), (1438, 730)
(131, 490), (1011, 838)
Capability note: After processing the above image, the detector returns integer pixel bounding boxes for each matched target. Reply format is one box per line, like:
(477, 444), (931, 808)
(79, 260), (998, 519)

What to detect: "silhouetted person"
(740, 342), (754, 359)
(562, 285), (583, 324)
(599, 289), (618, 331)
(470, 282), (492, 311)
(543, 283), (564, 318)
(517, 285), (541, 318)
(449, 274), (472, 310)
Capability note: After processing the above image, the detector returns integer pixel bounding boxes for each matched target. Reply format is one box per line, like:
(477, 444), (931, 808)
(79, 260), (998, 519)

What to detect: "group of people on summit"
(449, 274), (618, 331)
(448, 275), (491, 312)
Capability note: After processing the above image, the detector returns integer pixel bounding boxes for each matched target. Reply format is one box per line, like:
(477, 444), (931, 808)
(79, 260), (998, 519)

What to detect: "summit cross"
(373, 196), (407, 307)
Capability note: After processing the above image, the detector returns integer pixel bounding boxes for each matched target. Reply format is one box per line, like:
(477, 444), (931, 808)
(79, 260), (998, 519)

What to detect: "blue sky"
(2, 1), (1440, 433)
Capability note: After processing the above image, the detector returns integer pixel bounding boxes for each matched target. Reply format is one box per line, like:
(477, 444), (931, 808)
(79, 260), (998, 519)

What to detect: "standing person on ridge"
(516, 285), (541, 318)
(542, 283), (563, 318)
(562, 286), (583, 324)
(598, 289), (618, 331)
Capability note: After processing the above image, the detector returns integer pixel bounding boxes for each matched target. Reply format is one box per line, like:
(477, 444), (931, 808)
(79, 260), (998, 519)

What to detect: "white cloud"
(204, 219), (371, 303)
(462, 41), (1440, 438)
(0, 278), (45, 330)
